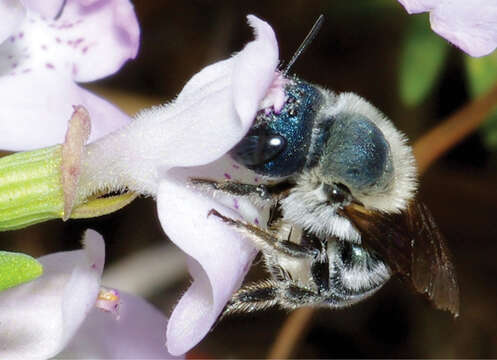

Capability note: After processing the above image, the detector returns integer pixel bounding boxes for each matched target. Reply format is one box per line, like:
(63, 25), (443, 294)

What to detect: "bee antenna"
(283, 14), (325, 76)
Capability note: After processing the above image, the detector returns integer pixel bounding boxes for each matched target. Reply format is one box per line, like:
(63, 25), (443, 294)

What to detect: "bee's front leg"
(190, 178), (291, 204)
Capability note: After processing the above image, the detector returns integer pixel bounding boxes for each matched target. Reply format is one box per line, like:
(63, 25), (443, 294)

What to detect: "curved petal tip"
(233, 15), (279, 130)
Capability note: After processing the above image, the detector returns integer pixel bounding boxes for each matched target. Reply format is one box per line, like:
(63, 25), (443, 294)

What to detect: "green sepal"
(70, 192), (138, 219)
(0, 146), (64, 231)
(0, 146), (138, 231)
(0, 251), (43, 291)
(399, 14), (449, 107)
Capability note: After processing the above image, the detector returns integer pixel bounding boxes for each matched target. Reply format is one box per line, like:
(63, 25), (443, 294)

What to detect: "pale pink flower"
(0, 1), (181, 358)
(0, 0), (139, 151)
(398, 0), (497, 57)
(1, 6), (283, 355)
(78, 15), (282, 355)
(0, 230), (178, 359)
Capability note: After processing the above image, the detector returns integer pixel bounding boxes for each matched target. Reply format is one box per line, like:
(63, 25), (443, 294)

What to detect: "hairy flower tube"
(398, 0), (497, 57)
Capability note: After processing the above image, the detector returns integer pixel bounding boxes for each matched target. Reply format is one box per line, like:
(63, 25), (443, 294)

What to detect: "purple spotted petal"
(0, 71), (130, 150)
(0, 0), (139, 151)
(0, 229), (104, 359)
(6, 0), (140, 82)
(22, 0), (65, 19)
(52, 0), (140, 81)
(398, 0), (497, 57)
(60, 292), (181, 359)
(0, 0), (25, 44)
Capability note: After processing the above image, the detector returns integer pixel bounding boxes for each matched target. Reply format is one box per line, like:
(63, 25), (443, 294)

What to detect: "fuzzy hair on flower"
(0, 7), (285, 356)
(74, 14), (283, 355)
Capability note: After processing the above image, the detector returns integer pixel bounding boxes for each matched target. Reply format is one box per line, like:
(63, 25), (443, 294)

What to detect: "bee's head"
(230, 79), (322, 178)
(230, 78), (416, 214)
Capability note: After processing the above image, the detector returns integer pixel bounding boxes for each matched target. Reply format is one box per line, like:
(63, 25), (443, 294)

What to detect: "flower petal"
(132, 14), (278, 167)
(54, 0), (140, 81)
(159, 157), (268, 356)
(430, 0), (497, 57)
(397, 0), (436, 14)
(233, 15), (279, 127)
(0, 0), (25, 44)
(82, 14), (280, 197)
(1, 0), (139, 83)
(0, 229), (104, 359)
(0, 71), (130, 151)
(398, 0), (497, 57)
(132, 60), (237, 168)
(21, 0), (65, 19)
(59, 292), (181, 359)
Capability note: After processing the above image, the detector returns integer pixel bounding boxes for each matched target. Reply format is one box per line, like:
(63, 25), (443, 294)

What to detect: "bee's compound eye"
(230, 133), (286, 166)
(322, 183), (352, 205)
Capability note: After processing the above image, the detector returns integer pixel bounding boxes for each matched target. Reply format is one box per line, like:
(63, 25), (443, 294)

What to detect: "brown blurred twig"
(413, 83), (497, 175)
(266, 83), (497, 359)
(267, 307), (315, 359)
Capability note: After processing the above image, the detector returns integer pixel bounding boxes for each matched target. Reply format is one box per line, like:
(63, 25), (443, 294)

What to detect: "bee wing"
(343, 201), (460, 317)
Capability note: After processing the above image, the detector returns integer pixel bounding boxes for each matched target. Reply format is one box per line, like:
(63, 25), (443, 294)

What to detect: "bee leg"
(310, 246), (330, 294)
(212, 280), (280, 325)
(208, 209), (318, 259)
(281, 283), (323, 308)
(209, 209), (331, 296)
(190, 178), (290, 202)
(224, 280), (280, 316)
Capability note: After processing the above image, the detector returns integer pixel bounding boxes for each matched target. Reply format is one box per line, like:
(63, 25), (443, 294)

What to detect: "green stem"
(0, 146), (64, 230)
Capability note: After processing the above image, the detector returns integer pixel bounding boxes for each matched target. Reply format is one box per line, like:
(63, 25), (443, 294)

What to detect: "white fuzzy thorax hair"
(315, 89), (418, 213)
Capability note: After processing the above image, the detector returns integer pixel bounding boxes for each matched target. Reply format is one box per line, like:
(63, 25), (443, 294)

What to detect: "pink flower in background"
(0, 230), (178, 359)
(0, 0), (139, 151)
(398, 0), (497, 57)
(0, 0), (179, 357)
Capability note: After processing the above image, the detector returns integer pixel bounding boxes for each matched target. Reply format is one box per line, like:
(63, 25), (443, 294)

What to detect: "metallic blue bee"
(194, 16), (459, 318)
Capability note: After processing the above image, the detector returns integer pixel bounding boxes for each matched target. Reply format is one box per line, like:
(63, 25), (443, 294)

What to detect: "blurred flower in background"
(0, 0), (139, 151)
(0, 0), (178, 358)
(398, 0), (497, 57)
(0, 230), (177, 359)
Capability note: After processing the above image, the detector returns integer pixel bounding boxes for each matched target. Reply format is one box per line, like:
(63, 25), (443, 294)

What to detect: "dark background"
(4, 1), (497, 358)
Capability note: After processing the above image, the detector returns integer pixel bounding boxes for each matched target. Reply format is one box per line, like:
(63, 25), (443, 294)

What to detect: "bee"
(193, 16), (459, 318)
